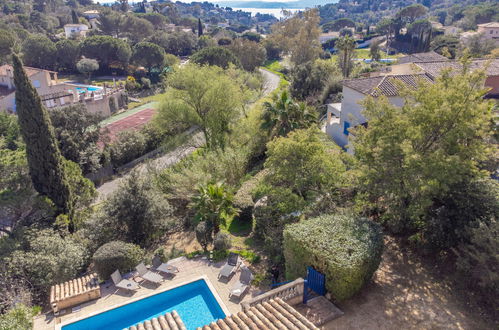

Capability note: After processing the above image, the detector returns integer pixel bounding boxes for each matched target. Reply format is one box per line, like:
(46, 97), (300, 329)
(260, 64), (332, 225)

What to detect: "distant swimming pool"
(75, 86), (101, 93)
(61, 278), (226, 330)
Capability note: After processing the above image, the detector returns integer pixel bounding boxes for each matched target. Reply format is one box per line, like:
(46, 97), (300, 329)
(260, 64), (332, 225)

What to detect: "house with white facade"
(324, 54), (499, 153)
(64, 24), (89, 39)
(477, 22), (499, 44)
(0, 65), (126, 117)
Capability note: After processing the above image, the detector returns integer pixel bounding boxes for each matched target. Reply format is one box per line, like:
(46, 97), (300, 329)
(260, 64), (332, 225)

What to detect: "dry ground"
(327, 237), (495, 330)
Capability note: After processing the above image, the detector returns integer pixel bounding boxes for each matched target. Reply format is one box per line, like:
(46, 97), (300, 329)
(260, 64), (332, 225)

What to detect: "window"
(33, 80), (40, 88)
(343, 121), (350, 136)
(490, 30), (493, 34)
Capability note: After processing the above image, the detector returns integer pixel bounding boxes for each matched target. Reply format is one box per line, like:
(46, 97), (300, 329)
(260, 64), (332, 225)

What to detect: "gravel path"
(259, 68), (280, 96)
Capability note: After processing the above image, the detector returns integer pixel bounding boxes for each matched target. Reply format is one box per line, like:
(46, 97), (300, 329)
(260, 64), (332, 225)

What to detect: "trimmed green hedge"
(284, 214), (383, 301)
(92, 241), (144, 280)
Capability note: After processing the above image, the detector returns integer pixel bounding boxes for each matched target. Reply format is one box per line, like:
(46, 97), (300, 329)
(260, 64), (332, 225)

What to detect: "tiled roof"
(343, 73), (432, 97)
(127, 310), (186, 330)
(478, 22), (499, 28)
(50, 273), (100, 305)
(0, 64), (55, 77)
(198, 298), (318, 330)
(415, 59), (499, 78)
(397, 51), (448, 64)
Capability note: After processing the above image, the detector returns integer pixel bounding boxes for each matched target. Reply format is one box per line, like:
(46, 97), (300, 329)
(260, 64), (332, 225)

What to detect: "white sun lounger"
(152, 255), (180, 276)
(218, 252), (239, 280)
(229, 266), (253, 299)
(136, 262), (163, 284)
(111, 270), (139, 292)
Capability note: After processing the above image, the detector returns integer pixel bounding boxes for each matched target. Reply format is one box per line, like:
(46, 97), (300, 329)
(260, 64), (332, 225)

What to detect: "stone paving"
(33, 256), (259, 330)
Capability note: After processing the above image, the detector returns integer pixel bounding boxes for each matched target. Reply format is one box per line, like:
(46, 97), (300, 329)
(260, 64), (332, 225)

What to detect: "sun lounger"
(50, 273), (101, 315)
(152, 255), (179, 275)
(218, 252), (239, 279)
(229, 266), (253, 299)
(111, 270), (140, 292)
(136, 262), (163, 284)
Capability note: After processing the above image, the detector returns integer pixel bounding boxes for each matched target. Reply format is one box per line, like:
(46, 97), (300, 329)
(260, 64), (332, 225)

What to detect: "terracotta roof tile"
(397, 51), (448, 64)
(127, 310), (187, 330)
(343, 73), (432, 97)
(199, 298), (318, 330)
(415, 59), (499, 78)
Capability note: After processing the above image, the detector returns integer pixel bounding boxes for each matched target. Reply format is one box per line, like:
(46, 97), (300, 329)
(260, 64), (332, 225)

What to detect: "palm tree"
(192, 182), (237, 234)
(336, 35), (357, 77)
(261, 90), (317, 138)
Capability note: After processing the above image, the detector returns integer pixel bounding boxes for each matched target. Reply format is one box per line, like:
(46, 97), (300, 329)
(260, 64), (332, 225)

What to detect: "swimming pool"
(76, 86), (101, 93)
(61, 278), (226, 330)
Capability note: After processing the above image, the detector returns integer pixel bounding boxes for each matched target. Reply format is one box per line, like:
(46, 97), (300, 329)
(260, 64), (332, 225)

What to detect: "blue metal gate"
(303, 266), (326, 304)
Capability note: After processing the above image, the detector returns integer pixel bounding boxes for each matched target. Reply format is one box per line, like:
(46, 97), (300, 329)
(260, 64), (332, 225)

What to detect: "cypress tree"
(12, 54), (73, 217)
(71, 10), (79, 24)
(198, 18), (203, 37)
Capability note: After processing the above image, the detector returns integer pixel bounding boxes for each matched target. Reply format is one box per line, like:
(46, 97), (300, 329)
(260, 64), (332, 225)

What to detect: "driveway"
(259, 68), (280, 96)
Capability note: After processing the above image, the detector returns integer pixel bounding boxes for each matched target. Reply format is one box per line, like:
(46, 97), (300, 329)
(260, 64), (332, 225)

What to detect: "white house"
(324, 55), (499, 153)
(477, 22), (499, 45)
(325, 74), (431, 152)
(0, 65), (126, 117)
(64, 24), (89, 39)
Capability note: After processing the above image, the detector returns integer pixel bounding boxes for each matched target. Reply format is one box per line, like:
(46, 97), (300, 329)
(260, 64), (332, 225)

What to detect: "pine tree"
(12, 54), (74, 217)
(198, 18), (203, 37)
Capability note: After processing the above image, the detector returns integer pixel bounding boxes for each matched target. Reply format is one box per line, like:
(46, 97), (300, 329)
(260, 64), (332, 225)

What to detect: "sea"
(96, 0), (302, 19)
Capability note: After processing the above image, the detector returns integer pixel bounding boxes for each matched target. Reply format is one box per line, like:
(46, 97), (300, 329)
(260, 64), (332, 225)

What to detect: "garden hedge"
(283, 214), (383, 301)
(92, 241), (144, 280)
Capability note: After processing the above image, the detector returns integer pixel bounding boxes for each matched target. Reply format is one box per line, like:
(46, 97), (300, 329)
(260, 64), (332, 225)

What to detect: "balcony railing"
(241, 278), (305, 311)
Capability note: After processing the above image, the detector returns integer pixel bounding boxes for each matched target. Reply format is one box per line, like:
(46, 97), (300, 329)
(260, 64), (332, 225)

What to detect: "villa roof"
(198, 298), (318, 330)
(127, 310), (186, 330)
(343, 73), (432, 97)
(477, 22), (499, 28)
(414, 59), (499, 78)
(397, 51), (448, 64)
(0, 64), (56, 77)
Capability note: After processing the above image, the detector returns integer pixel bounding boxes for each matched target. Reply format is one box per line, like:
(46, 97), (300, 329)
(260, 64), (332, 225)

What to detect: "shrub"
(109, 130), (146, 167)
(213, 232), (232, 251)
(253, 187), (306, 259)
(233, 171), (266, 223)
(6, 229), (88, 301)
(140, 77), (151, 89)
(0, 304), (40, 330)
(196, 221), (213, 252)
(454, 218), (498, 303)
(92, 241), (144, 280)
(283, 214), (383, 301)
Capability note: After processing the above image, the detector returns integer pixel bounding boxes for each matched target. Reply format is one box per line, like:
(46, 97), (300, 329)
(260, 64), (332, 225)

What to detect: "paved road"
(95, 69), (281, 202)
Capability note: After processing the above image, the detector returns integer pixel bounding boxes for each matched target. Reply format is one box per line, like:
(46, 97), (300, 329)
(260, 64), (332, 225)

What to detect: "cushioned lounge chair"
(229, 265), (252, 299)
(111, 270), (139, 292)
(136, 262), (163, 284)
(218, 252), (239, 280)
(152, 255), (179, 276)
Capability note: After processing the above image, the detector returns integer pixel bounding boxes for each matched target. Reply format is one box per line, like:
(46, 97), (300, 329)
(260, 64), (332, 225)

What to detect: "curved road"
(96, 69), (281, 202)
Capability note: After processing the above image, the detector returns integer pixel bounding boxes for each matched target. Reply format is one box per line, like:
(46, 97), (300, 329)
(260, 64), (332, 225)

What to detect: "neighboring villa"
(63, 24), (89, 39)
(82, 10), (100, 29)
(461, 21), (499, 46)
(325, 53), (499, 153)
(0, 65), (126, 117)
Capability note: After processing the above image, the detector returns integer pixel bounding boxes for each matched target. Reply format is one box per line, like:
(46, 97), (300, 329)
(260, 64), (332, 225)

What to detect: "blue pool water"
(61, 279), (226, 330)
(76, 86), (101, 93)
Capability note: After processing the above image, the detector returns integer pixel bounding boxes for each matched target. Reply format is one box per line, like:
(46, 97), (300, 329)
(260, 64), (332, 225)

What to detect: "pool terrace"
(34, 257), (260, 330)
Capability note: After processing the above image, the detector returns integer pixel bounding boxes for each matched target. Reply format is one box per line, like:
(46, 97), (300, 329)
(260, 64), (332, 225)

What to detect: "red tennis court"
(99, 108), (156, 146)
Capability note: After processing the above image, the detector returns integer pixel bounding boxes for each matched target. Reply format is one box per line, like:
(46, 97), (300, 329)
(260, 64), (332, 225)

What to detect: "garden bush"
(213, 232), (232, 251)
(283, 214), (383, 302)
(253, 186), (306, 259)
(233, 171), (267, 223)
(5, 229), (88, 301)
(109, 130), (147, 167)
(92, 241), (144, 280)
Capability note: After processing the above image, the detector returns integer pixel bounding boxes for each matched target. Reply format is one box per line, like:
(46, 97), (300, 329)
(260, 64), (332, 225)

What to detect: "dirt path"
(327, 237), (492, 330)
(259, 68), (280, 96)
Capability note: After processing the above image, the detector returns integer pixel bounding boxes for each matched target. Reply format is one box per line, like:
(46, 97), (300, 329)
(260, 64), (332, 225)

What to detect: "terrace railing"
(242, 278), (305, 311)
